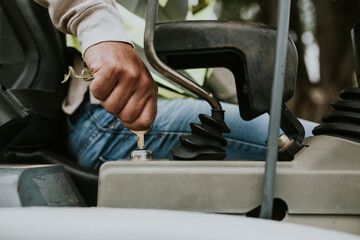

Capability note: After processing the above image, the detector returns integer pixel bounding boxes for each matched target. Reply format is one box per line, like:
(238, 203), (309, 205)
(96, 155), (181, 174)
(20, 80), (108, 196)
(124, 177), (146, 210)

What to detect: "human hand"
(84, 41), (158, 131)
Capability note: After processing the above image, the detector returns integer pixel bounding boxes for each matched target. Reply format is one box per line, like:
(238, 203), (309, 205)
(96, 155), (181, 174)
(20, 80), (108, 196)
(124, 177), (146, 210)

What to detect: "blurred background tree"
(214, 0), (360, 122)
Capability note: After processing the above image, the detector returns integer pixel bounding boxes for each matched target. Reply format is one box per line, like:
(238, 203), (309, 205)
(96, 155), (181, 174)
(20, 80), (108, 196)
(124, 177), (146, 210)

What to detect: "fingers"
(95, 65), (138, 115)
(84, 41), (158, 130)
(89, 65), (119, 101)
(118, 94), (158, 131)
(101, 69), (158, 129)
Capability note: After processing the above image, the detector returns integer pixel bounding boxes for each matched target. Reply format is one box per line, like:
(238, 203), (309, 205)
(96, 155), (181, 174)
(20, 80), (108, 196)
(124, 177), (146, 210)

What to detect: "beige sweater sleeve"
(34, 0), (132, 55)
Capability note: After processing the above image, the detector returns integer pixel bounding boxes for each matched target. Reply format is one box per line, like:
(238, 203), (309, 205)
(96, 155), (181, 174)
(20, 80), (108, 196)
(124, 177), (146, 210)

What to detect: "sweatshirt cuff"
(69, 2), (134, 56)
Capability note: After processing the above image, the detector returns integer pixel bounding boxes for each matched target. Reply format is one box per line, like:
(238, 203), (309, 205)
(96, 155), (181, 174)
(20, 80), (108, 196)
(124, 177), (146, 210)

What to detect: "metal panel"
(0, 164), (86, 207)
(98, 135), (360, 215)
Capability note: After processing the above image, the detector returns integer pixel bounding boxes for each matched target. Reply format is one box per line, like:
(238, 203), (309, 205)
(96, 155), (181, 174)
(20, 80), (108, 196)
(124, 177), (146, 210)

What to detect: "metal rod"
(351, 24), (360, 86)
(259, 0), (291, 219)
(144, 0), (222, 110)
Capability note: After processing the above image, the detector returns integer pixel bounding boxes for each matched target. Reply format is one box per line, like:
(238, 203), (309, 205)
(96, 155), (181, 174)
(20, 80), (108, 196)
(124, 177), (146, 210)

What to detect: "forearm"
(34, 0), (132, 54)
(34, 0), (157, 130)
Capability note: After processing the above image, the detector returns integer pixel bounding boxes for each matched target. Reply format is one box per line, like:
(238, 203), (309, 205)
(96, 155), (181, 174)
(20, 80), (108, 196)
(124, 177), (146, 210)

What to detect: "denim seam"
(77, 127), (101, 160)
(88, 110), (125, 133)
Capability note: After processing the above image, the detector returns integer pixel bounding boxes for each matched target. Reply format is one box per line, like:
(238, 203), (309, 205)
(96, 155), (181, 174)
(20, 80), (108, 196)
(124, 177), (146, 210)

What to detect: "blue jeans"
(66, 98), (318, 169)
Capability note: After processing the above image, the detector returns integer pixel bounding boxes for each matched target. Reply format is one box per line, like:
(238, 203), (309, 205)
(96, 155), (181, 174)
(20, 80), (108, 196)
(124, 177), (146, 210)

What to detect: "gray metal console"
(98, 135), (360, 234)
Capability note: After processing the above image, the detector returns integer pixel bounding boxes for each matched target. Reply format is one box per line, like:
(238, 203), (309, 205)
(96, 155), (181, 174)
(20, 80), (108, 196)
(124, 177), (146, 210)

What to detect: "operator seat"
(0, 0), (98, 206)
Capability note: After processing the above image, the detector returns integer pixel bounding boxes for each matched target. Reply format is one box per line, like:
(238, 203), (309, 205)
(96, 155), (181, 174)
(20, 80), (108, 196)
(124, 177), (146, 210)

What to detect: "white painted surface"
(0, 208), (359, 240)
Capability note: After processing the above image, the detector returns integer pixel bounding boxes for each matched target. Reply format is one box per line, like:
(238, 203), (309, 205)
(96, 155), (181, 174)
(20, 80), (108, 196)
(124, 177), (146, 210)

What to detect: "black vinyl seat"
(0, 0), (66, 148)
(0, 0), (98, 206)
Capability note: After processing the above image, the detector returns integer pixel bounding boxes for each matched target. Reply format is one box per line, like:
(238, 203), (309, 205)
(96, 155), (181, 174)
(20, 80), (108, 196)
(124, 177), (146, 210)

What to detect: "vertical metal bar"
(259, 0), (291, 219)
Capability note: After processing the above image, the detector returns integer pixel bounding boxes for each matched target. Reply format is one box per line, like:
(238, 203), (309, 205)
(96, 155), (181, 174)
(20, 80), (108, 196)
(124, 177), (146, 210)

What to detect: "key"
(130, 129), (150, 149)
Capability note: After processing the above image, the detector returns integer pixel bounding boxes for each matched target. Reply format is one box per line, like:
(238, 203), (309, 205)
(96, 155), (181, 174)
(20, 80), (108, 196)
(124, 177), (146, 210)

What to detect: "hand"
(84, 41), (158, 130)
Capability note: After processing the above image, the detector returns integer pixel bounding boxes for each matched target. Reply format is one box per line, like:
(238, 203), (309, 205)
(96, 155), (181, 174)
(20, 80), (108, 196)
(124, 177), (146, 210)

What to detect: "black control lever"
(171, 109), (230, 160)
(144, 0), (230, 160)
(313, 23), (360, 143)
(277, 104), (305, 161)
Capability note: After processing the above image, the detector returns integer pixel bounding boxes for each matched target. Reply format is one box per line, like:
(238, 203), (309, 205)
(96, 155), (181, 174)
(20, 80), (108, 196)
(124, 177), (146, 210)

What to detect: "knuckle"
(106, 105), (119, 115)
(105, 63), (122, 78)
(119, 111), (137, 124)
(108, 61), (118, 70)
(141, 117), (153, 128)
(139, 77), (154, 91)
(90, 82), (105, 100)
(101, 99), (124, 116)
(138, 80), (149, 91)
(125, 66), (140, 80)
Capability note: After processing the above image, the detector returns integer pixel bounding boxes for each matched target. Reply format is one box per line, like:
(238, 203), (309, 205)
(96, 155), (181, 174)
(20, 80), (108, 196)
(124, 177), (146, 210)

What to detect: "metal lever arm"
(144, 0), (222, 110)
